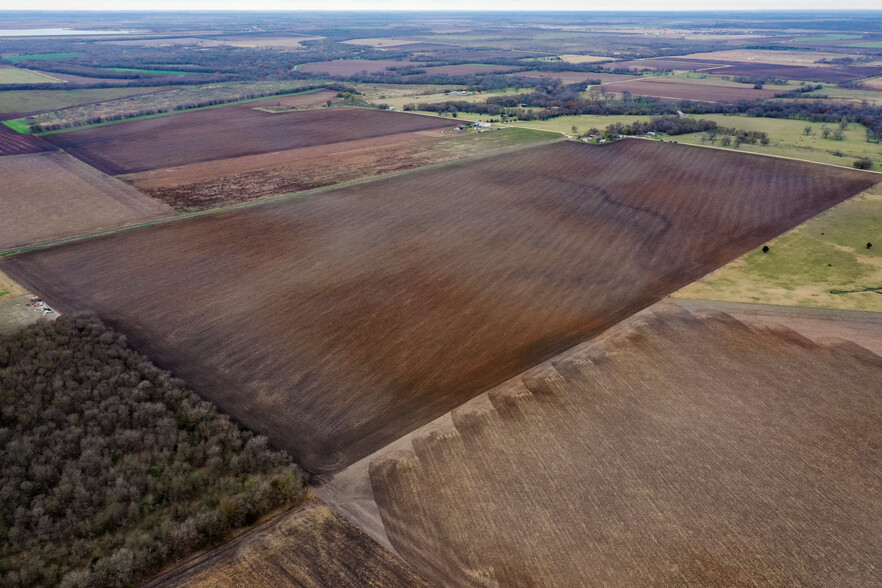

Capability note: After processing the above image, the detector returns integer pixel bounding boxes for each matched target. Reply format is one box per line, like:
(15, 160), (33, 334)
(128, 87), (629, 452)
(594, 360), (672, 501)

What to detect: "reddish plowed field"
(4, 140), (876, 474)
(0, 124), (55, 156)
(123, 129), (451, 210)
(45, 107), (457, 175)
(599, 78), (780, 102)
(519, 70), (638, 83)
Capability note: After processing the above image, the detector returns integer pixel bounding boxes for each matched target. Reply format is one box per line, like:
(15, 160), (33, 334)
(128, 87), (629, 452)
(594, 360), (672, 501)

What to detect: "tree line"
(0, 315), (307, 587)
(410, 81), (882, 143)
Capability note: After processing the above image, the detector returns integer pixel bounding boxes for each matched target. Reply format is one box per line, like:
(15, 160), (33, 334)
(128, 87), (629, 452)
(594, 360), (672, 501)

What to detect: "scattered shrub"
(854, 157), (873, 170)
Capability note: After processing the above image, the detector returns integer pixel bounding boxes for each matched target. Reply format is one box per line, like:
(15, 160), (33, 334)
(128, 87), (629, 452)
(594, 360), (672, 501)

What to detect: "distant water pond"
(0, 28), (134, 37)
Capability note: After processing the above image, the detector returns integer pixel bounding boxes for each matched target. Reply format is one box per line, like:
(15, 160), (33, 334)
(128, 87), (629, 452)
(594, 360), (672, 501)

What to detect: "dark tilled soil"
(4, 140), (877, 474)
(0, 124), (55, 156)
(43, 107), (457, 174)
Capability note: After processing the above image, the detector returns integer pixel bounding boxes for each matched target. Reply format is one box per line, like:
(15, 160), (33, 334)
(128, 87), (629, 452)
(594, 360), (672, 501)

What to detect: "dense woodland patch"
(0, 315), (306, 587)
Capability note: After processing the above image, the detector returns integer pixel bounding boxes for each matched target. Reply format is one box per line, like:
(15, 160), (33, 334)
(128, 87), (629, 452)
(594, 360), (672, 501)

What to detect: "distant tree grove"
(0, 315), (306, 587)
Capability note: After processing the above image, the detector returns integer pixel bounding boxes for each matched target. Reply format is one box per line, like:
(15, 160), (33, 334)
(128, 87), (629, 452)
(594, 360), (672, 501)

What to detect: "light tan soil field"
(678, 49), (862, 66)
(147, 501), (430, 587)
(0, 151), (173, 251)
(558, 53), (611, 63)
(210, 35), (325, 48)
(326, 306), (882, 587)
(3, 140), (875, 475)
(864, 76), (882, 90)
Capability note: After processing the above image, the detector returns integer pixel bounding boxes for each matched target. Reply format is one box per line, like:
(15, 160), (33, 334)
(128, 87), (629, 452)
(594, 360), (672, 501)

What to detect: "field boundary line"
(0, 134), (565, 257)
(631, 135), (882, 175)
(668, 297), (882, 322)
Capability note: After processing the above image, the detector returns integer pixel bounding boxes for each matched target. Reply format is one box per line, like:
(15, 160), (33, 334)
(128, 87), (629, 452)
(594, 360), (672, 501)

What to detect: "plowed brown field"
(121, 127), (558, 211)
(147, 502), (431, 587)
(0, 151), (173, 250)
(44, 107), (458, 175)
(0, 124), (54, 155)
(347, 306), (882, 586)
(599, 78), (780, 102)
(3, 140), (876, 474)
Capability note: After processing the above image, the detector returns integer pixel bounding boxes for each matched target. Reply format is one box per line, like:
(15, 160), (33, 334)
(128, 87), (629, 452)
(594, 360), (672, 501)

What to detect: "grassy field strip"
(673, 113), (882, 172)
(1, 118), (30, 133)
(0, 67), (66, 84)
(639, 135), (882, 175)
(0, 131), (563, 257)
(2, 52), (85, 61)
(2, 87), (328, 135)
(0, 86), (176, 116)
(674, 182), (882, 312)
(105, 67), (201, 75)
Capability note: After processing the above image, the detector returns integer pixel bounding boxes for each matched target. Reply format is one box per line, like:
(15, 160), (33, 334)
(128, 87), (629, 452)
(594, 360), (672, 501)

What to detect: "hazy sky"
(5, 1), (882, 10)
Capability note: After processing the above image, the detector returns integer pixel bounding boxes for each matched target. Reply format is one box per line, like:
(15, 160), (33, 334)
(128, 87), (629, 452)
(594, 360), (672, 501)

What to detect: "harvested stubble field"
(0, 123), (54, 155)
(0, 151), (173, 250)
(326, 306), (882, 587)
(46, 107), (457, 175)
(3, 140), (876, 474)
(123, 126), (558, 210)
(147, 501), (430, 587)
